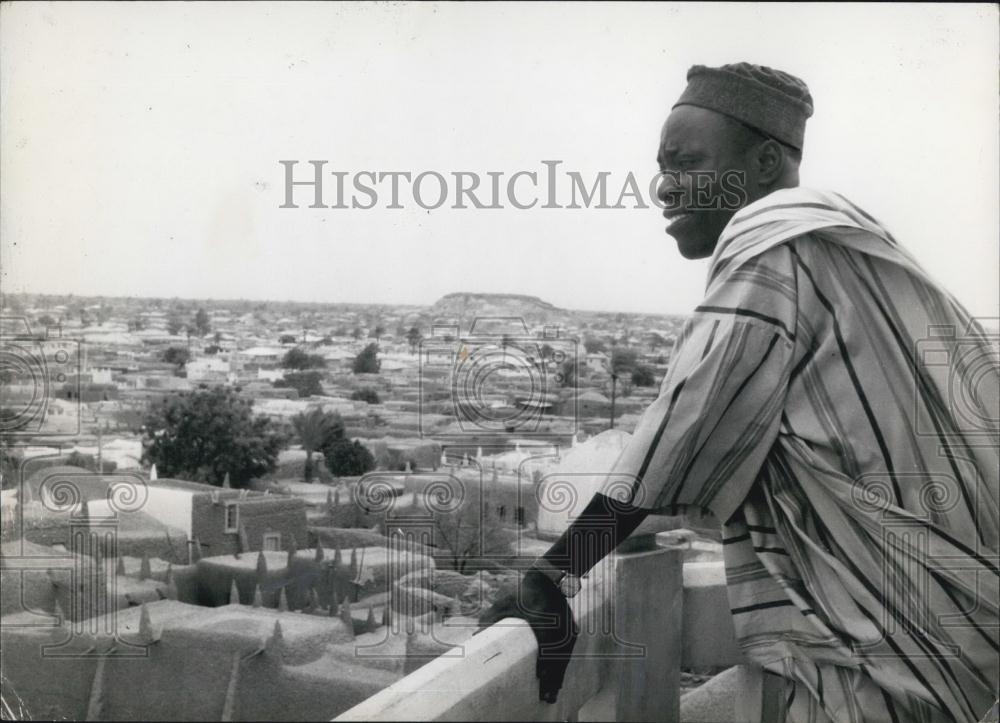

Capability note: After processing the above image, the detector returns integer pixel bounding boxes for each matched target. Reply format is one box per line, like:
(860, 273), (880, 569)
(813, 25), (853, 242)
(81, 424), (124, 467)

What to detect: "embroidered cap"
(673, 62), (814, 150)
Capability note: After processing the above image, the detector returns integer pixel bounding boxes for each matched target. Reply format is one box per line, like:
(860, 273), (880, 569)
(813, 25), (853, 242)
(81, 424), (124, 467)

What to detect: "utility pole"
(609, 371), (618, 430)
(96, 426), (103, 473)
(604, 353), (619, 430)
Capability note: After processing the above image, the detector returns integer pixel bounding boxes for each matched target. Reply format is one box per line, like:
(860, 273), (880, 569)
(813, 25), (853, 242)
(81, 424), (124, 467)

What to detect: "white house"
(585, 352), (610, 373)
(185, 356), (232, 381)
(240, 346), (284, 365)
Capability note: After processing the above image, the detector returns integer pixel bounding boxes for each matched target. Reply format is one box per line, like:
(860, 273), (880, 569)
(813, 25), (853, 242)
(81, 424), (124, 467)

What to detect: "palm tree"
(291, 407), (343, 482)
(406, 326), (423, 355)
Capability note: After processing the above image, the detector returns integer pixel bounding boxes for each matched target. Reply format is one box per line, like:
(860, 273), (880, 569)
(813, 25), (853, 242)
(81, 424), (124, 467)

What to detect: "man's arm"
(481, 244), (802, 702)
(538, 492), (650, 577)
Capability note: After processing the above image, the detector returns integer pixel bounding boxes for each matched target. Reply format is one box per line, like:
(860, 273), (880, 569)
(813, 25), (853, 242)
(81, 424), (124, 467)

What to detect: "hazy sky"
(2, 2), (997, 317)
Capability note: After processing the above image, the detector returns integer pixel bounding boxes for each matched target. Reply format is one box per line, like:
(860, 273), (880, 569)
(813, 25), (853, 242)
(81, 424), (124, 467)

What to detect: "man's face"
(656, 106), (755, 259)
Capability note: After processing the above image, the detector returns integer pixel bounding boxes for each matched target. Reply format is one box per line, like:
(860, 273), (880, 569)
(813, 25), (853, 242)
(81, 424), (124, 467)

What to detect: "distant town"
(0, 290), (697, 720)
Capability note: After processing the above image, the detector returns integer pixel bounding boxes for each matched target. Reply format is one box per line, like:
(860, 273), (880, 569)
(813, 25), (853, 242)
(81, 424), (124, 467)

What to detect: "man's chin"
(667, 226), (717, 260)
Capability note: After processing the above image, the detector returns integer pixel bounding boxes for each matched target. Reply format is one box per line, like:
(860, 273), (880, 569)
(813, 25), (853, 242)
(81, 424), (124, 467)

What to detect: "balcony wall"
(335, 533), (742, 722)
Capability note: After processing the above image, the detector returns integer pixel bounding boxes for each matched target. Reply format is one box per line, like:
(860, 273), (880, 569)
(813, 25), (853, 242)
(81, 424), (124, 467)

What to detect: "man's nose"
(656, 171), (686, 210)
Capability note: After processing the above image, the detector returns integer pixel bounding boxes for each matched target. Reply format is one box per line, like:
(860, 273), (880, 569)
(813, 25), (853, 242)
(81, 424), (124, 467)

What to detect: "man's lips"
(663, 208), (695, 226)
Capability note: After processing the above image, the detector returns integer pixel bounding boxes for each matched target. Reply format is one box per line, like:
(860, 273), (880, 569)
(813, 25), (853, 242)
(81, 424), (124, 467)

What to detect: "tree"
(646, 332), (667, 352)
(291, 407), (344, 482)
(192, 308), (211, 338)
(167, 317), (184, 336)
(631, 364), (656, 387)
(406, 326), (423, 354)
(350, 388), (381, 404)
(128, 317), (146, 332)
(351, 327), (363, 340)
(282, 347), (326, 370)
(276, 371), (323, 398)
(558, 358), (577, 388)
(37, 314), (57, 328)
(278, 333), (297, 345)
(610, 347), (639, 377)
(322, 438), (375, 477)
(162, 346), (190, 367)
(352, 343), (380, 374)
(583, 337), (606, 354)
(1, 447), (24, 490)
(141, 386), (286, 486)
(383, 484), (515, 573)
(369, 325), (385, 343)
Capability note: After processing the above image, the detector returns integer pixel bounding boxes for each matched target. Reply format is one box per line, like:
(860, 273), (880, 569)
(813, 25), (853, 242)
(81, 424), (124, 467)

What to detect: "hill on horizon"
(428, 292), (567, 331)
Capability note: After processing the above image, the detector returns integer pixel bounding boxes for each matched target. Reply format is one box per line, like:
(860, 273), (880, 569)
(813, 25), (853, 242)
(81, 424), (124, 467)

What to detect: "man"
(480, 63), (999, 722)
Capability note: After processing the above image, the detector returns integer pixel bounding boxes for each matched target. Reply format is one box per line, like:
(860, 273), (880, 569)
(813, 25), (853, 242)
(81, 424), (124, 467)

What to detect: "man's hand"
(476, 568), (579, 704)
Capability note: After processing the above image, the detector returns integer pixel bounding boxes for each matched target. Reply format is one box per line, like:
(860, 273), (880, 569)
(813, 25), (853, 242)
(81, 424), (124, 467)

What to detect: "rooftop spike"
(165, 569), (179, 601)
(138, 602), (159, 644)
(264, 620), (284, 659)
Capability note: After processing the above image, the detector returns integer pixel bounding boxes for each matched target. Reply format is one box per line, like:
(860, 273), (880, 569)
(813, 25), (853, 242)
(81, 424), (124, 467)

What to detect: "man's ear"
(756, 139), (785, 185)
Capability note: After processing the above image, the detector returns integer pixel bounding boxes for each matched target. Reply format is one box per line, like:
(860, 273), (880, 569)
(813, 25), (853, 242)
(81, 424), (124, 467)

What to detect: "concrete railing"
(335, 534), (742, 722)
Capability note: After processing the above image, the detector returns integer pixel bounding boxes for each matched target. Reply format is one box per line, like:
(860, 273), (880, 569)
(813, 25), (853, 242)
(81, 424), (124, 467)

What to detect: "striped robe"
(604, 188), (999, 722)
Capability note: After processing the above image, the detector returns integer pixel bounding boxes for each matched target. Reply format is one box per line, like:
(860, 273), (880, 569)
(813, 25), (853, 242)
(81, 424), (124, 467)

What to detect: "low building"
(239, 346), (284, 365)
(185, 356), (233, 382)
(585, 352), (610, 373)
(147, 478), (308, 560)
